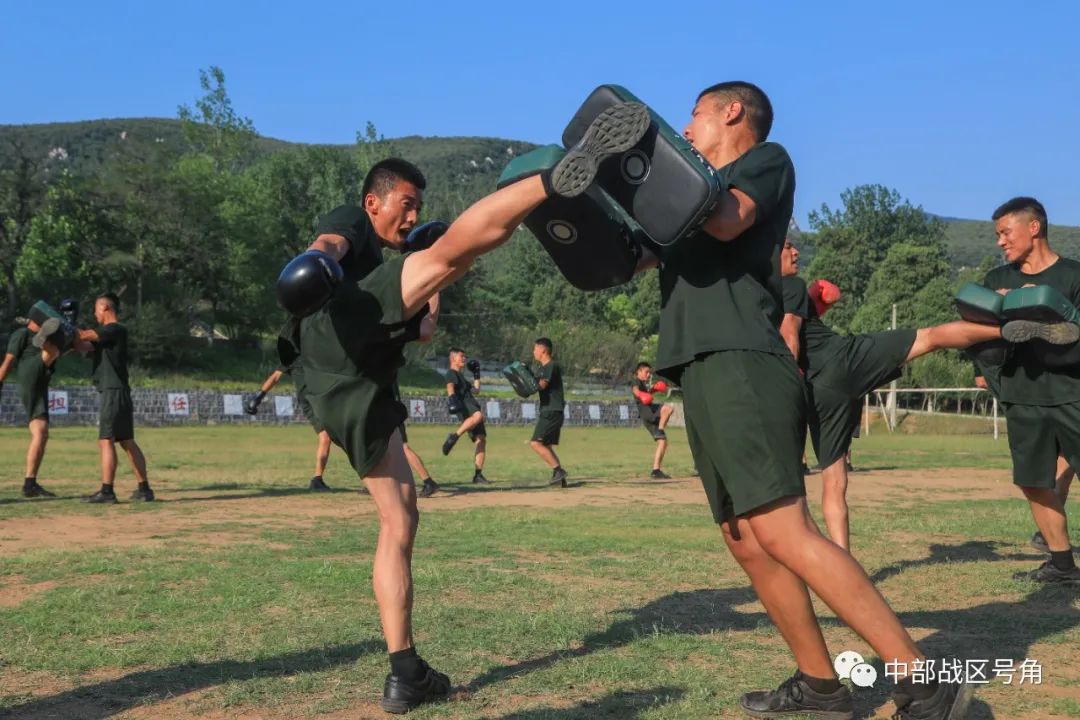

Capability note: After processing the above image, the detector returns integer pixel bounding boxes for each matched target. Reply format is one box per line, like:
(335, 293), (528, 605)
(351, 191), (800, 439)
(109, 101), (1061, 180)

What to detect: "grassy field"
(0, 425), (1077, 719)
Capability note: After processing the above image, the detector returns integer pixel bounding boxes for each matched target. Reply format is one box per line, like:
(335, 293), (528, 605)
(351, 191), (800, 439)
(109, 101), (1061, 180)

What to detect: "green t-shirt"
(295, 253), (426, 383)
(315, 205), (385, 281)
(277, 359), (308, 397)
(781, 275), (848, 377)
(655, 142), (796, 375)
(91, 322), (130, 389)
(7, 327), (35, 367)
(632, 378), (660, 422)
(447, 368), (481, 413)
(983, 257), (1080, 406)
(6, 327), (48, 388)
(279, 209), (419, 383)
(536, 360), (564, 412)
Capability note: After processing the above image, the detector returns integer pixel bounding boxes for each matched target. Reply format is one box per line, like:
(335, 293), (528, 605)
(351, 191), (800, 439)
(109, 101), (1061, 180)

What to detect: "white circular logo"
(546, 220), (578, 245)
(833, 650), (865, 680)
(850, 663), (878, 688)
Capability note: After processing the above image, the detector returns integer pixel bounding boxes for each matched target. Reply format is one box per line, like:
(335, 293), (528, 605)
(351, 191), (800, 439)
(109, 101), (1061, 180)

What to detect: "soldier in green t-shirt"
(631, 361), (675, 479)
(632, 82), (974, 719)
(76, 293), (153, 504)
(778, 238), (1069, 551)
(0, 314), (59, 498)
(274, 103), (650, 714)
(441, 347), (490, 484)
(981, 197), (1080, 585)
(528, 337), (568, 488)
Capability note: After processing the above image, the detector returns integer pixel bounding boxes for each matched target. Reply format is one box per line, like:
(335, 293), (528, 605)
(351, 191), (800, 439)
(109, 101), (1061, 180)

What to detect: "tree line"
(1, 68), (1006, 389)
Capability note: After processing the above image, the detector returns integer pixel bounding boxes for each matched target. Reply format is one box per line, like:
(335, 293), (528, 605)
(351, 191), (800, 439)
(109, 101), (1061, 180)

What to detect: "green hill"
(5, 116), (1080, 275)
(943, 218), (1080, 268)
(0, 117), (537, 192)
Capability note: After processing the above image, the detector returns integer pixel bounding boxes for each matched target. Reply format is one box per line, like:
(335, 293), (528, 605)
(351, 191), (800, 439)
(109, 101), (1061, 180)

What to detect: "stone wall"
(0, 386), (685, 428)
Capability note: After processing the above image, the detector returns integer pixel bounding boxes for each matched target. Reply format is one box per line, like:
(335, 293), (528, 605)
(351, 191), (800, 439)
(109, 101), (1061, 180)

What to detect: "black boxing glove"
(466, 358), (481, 380)
(245, 391), (267, 415)
(404, 220), (449, 252)
(276, 250), (344, 318)
(59, 298), (79, 325)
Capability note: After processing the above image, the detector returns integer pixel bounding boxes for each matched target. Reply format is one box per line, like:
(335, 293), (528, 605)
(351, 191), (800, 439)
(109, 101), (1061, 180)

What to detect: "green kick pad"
(498, 144), (565, 185)
(562, 84), (722, 246)
(27, 300), (64, 327)
(1002, 285), (1080, 325)
(26, 299), (77, 352)
(502, 361), (539, 398)
(498, 145), (649, 291)
(954, 283), (1004, 324)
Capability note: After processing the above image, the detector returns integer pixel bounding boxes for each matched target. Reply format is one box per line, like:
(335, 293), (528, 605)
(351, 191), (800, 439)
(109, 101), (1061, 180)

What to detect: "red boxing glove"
(809, 279), (842, 318)
(633, 387), (654, 405)
(651, 381), (668, 393)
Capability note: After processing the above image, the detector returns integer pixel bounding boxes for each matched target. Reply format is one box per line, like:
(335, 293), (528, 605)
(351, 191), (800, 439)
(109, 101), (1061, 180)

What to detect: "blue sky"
(3, 1), (1079, 228)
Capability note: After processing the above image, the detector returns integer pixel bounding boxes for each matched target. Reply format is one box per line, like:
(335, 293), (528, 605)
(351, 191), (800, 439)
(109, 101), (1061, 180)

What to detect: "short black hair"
(361, 158), (427, 201)
(97, 292), (120, 312)
(449, 347), (465, 356)
(534, 337), (553, 354)
(992, 196), (1048, 238)
(635, 362), (652, 373)
(697, 81), (774, 141)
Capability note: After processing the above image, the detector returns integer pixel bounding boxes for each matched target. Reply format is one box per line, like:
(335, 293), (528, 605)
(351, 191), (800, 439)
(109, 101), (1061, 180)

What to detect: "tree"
(177, 66), (257, 172)
(806, 185), (949, 332)
(850, 243), (951, 334)
(169, 67), (272, 340)
(16, 171), (122, 306)
(0, 142), (47, 320)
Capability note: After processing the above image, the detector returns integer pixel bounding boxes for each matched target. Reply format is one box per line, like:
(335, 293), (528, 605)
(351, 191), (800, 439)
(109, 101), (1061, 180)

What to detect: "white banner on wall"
(486, 400), (501, 419)
(274, 396), (294, 417)
(521, 403), (536, 420)
(223, 394), (244, 416)
(48, 391), (69, 415)
(167, 393), (190, 416)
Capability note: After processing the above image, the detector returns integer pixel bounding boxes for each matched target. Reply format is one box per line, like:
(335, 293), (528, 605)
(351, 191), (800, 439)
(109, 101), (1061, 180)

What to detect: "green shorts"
(638, 404), (666, 440)
(398, 422), (408, 444)
(809, 328), (917, 467)
(679, 350), (806, 524)
(454, 402), (487, 440)
(1003, 401), (1080, 489)
(15, 352), (50, 422)
(99, 388), (135, 441)
(532, 410), (564, 445)
(299, 254), (421, 478)
(295, 386), (325, 433)
(306, 373), (405, 476)
(468, 421), (487, 441)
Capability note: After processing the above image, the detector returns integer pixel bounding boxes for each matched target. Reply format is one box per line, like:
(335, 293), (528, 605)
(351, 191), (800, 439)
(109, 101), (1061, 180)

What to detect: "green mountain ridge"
(4, 117), (1079, 268)
(0, 117), (537, 184)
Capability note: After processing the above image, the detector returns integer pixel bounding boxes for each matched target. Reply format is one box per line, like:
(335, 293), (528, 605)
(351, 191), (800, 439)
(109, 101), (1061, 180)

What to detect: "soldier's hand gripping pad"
(562, 85), (723, 247)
